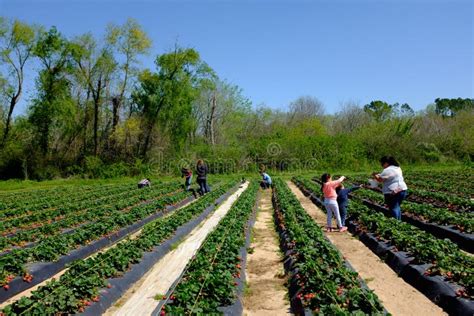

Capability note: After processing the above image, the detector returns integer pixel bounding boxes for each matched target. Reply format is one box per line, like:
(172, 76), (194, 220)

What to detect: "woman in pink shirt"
(321, 173), (347, 232)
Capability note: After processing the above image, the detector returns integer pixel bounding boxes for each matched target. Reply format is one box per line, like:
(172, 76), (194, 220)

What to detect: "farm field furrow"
(272, 179), (386, 315)
(0, 184), (184, 253)
(162, 181), (259, 314)
(293, 177), (474, 315)
(0, 181), (237, 315)
(0, 187), (193, 296)
(0, 182), (135, 213)
(331, 174), (473, 213)
(287, 180), (446, 316)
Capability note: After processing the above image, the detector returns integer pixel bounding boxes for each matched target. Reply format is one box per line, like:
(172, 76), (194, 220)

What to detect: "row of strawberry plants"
(0, 182), (135, 219)
(305, 174), (473, 233)
(0, 184), (184, 252)
(349, 203), (474, 299)
(351, 189), (474, 234)
(294, 178), (474, 300)
(0, 180), (138, 202)
(406, 178), (472, 200)
(0, 188), (191, 285)
(272, 179), (386, 315)
(407, 170), (474, 193)
(0, 181), (237, 315)
(348, 173), (473, 212)
(405, 187), (473, 212)
(164, 182), (259, 314)
(0, 181), (180, 233)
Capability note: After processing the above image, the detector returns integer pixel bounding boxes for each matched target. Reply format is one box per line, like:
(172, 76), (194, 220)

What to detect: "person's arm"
(348, 185), (362, 193)
(373, 169), (394, 183)
(327, 176), (345, 187)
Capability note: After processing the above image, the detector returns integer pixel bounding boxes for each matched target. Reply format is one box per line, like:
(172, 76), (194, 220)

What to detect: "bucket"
(368, 179), (378, 188)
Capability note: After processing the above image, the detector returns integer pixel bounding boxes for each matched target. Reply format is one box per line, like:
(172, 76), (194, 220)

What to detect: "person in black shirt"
(196, 159), (210, 195)
(336, 184), (363, 226)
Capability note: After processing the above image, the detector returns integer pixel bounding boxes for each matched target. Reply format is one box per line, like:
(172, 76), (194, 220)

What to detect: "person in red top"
(321, 173), (347, 232)
(181, 167), (197, 198)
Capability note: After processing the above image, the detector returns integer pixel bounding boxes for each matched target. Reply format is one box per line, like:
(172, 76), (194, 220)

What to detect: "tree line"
(0, 17), (473, 179)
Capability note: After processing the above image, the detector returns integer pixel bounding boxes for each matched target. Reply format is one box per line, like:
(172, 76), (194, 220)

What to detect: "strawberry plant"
(165, 182), (259, 314)
(0, 181), (237, 315)
(295, 178), (474, 300)
(273, 179), (386, 315)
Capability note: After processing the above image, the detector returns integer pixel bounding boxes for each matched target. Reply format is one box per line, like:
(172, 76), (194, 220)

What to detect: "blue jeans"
(324, 199), (342, 228)
(184, 175), (192, 191)
(338, 202), (348, 226)
(197, 178), (209, 195)
(384, 190), (407, 220)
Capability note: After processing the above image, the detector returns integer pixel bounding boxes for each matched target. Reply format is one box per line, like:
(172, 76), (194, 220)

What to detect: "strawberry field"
(0, 169), (472, 315)
(292, 169), (474, 315)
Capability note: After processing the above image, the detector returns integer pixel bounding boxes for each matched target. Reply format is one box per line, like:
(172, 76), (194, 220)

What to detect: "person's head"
(380, 156), (399, 168)
(321, 173), (331, 192)
(335, 183), (344, 194)
(321, 173), (331, 183)
(197, 159), (204, 167)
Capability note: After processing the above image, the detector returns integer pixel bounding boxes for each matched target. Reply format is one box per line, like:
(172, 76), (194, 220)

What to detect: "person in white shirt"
(372, 156), (408, 220)
(138, 178), (151, 189)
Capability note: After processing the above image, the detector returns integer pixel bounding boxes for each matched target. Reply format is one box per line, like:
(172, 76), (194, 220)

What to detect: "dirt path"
(105, 182), (249, 316)
(287, 181), (446, 316)
(242, 189), (291, 316)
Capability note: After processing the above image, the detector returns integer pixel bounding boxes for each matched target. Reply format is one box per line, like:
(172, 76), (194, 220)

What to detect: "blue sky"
(1, 0), (473, 114)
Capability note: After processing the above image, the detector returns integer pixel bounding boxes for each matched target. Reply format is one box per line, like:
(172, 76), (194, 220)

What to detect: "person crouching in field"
(336, 183), (363, 226)
(181, 167), (198, 198)
(181, 167), (193, 191)
(138, 178), (151, 188)
(321, 173), (347, 232)
(260, 171), (272, 189)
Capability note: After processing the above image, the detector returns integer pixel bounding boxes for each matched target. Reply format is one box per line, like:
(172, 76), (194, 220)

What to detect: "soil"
(287, 181), (446, 316)
(242, 189), (292, 316)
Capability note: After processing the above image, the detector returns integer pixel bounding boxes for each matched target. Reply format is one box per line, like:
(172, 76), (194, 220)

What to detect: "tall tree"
(0, 18), (37, 146)
(133, 47), (212, 157)
(435, 98), (474, 117)
(29, 27), (72, 155)
(363, 100), (394, 122)
(289, 95), (324, 122)
(106, 19), (151, 132)
(71, 33), (116, 156)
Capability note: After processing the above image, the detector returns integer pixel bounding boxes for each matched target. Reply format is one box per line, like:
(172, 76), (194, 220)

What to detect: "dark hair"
(380, 156), (399, 167)
(321, 173), (331, 192)
(197, 159), (204, 167)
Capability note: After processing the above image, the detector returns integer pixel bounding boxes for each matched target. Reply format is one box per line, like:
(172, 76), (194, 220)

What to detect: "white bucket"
(368, 179), (379, 188)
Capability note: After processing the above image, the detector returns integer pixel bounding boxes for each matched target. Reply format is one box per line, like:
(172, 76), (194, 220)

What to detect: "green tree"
(133, 47), (212, 157)
(363, 100), (394, 122)
(434, 98), (474, 117)
(70, 33), (116, 156)
(0, 18), (38, 145)
(29, 27), (73, 155)
(106, 18), (151, 131)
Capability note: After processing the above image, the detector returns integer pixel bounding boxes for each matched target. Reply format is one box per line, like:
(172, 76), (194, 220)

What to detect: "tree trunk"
(112, 96), (120, 131)
(2, 90), (21, 146)
(210, 94), (217, 145)
(141, 120), (154, 158)
(82, 89), (91, 157)
(93, 78), (102, 156)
